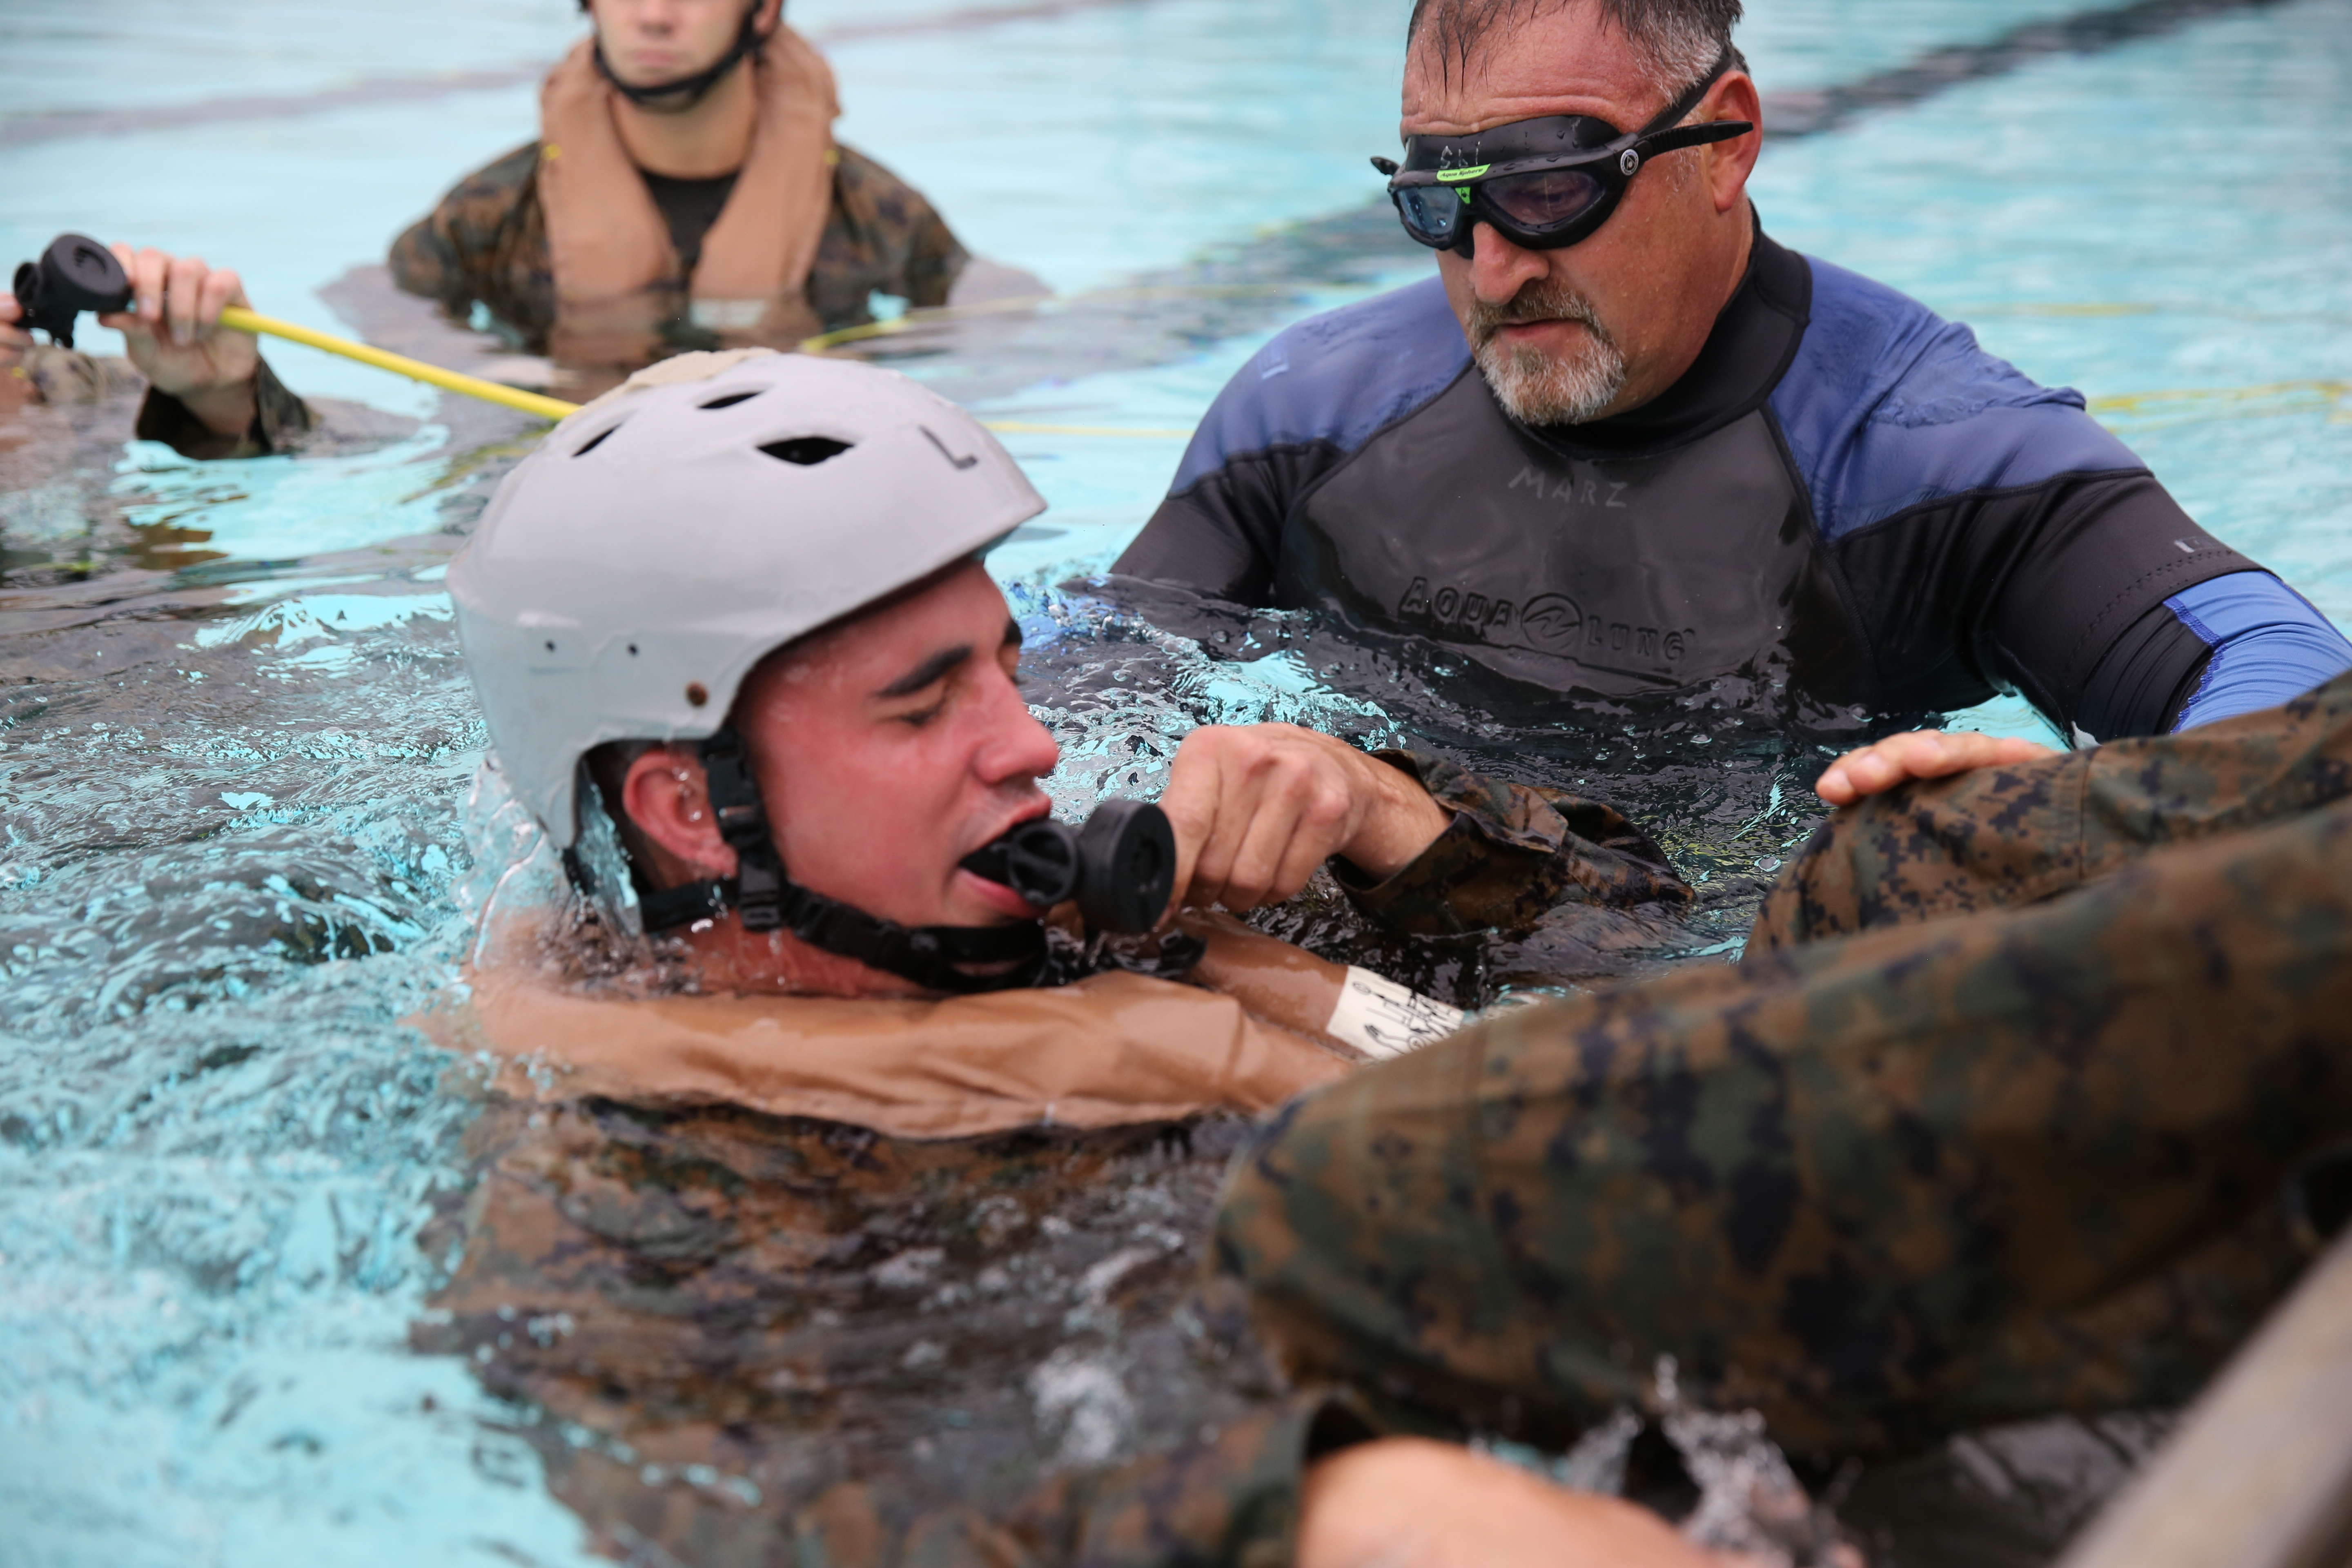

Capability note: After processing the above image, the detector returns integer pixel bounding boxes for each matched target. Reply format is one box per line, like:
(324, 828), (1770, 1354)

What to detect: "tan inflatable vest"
(536, 9), (837, 366)
(432, 923), (1355, 1142)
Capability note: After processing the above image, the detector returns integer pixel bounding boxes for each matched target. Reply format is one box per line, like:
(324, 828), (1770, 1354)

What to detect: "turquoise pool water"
(2, 1), (2349, 1561)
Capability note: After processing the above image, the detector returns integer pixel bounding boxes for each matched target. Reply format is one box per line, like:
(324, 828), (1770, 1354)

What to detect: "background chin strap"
(634, 727), (1049, 994)
(593, 1), (764, 110)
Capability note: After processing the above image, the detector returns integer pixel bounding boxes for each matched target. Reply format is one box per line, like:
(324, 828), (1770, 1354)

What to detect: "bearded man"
(1114, 0), (2351, 797)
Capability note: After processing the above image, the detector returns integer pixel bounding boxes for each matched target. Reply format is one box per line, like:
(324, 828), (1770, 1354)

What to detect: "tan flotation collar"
(430, 953), (1352, 1143)
(537, 21), (837, 341)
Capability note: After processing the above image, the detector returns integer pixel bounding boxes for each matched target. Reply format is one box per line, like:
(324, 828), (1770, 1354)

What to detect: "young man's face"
(733, 560), (1062, 932)
(589, 0), (755, 91)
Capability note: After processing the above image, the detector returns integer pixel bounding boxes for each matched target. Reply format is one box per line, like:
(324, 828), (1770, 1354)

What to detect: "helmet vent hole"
(699, 392), (760, 411)
(572, 423), (623, 457)
(760, 437), (852, 466)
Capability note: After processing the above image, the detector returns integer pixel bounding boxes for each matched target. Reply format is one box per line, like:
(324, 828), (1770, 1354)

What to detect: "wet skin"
(590, 0), (775, 179)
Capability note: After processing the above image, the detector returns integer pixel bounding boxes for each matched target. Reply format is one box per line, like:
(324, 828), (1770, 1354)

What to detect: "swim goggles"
(1373, 56), (1754, 256)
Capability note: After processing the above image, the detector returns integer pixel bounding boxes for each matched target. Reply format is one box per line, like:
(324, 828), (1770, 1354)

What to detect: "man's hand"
(98, 245), (261, 439)
(1814, 729), (2057, 807)
(1160, 724), (1450, 914)
(1299, 1439), (1729, 1568)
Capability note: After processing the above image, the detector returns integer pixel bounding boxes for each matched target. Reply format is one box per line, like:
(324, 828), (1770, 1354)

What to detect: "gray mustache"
(1468, 287), (1614, 345)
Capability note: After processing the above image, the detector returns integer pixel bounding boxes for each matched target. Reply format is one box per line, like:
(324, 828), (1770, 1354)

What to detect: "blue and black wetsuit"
(1114, 227), (2351, 739)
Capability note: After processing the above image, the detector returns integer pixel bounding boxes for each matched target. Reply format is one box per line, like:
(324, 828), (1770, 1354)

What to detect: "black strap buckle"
(698, 727), (786, 931)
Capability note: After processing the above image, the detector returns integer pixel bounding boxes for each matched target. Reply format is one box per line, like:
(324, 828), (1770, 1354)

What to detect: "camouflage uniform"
(1215, 671), (2352, 1467)
(1343, 749), (1693, 935)
(424, 772), (1675, 1566)
(11, 342), (312, 461)
(388, 141), (969, 354)
(423, 1094), (1353, 1568)
(434, 682), (2352, 1563)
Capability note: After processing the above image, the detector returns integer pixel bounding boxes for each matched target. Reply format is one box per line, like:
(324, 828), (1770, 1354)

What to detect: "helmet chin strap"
(633, 727), (1049, 995)
(593, 0), (766, 113)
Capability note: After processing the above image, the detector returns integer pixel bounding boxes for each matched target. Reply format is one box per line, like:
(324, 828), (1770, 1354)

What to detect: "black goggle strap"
(634, 726), (1048, 995)
(593, 0), (766, 109)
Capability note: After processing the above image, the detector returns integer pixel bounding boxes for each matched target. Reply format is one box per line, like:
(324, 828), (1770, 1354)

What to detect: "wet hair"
(1407, 0), (1746, 92)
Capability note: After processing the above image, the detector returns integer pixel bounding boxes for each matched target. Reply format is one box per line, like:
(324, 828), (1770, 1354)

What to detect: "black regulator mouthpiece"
(11, 234), (132, 351)
(960, 800), (1176, 935)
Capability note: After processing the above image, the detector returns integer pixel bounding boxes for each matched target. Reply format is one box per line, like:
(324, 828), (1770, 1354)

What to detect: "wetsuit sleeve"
(1333, 750), (1691, 935)
(132, 357), (314, 461)
(1776, 258), (2352, 739)
(1827, 463), (2335, 742)
(2163, 572), (2352, 731)
(1114, 278), (1475, 606)
(1961, 473), (2350, 741)
(1115, 446), (1341, 606)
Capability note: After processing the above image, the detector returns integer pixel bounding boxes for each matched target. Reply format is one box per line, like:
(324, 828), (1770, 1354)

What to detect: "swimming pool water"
(4, 1), (2350, 1561)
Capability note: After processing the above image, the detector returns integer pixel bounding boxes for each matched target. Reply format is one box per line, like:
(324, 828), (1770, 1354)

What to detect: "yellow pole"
(208, 307), (1197, 438)
(216, 306), (581, 422)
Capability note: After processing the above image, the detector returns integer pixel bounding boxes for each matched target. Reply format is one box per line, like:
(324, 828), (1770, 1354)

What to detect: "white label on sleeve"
(1325, 967), (1468, 1061)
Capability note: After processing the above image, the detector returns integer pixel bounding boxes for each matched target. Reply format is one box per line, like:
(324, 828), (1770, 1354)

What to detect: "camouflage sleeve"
(1754, 670), (2352, 953)
(1334, 749), (1691, 936)
(784, 1394), (1371, 1567)
(833, 144), (969, 308)
(388, 142), (543, 309)
(131, 356), (314, 460)
(1215, 759), (2352, 1456)
(15, 344), (146, 404)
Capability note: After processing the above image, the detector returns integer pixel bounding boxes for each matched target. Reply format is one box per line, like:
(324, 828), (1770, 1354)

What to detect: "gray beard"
(1466, 282), (1629, 426)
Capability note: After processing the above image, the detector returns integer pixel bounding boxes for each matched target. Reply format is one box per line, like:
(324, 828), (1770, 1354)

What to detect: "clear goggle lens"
(1481, 168), (1608, 232)
(1394, 184), (1467, 244)
(1394, 166), (1612, 246)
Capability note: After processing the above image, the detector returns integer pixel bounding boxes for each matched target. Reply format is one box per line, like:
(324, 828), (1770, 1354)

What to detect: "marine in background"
(391, 0), (1009, 381)
(0, 0), (1016, 457)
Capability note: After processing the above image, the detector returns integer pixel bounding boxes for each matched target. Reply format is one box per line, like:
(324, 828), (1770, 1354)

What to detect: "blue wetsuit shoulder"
(1773, 256), (2351, 730)
(1771, 256), (2145, 543)
(1168, 275), (1471, 496)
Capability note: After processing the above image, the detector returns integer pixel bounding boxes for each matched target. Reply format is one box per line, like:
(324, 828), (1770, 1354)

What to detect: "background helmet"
(448, 349), (1046, 848)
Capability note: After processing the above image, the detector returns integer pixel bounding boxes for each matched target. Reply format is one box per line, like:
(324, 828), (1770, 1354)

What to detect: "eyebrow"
(871, 621), (1025, 700)
(876, 644), (973, 699)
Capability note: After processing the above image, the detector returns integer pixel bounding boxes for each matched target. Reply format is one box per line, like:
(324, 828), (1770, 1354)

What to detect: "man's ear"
(620, 744), (738, 882)
(1704, 71), (1764, 214)
(754, 0), (783, 38)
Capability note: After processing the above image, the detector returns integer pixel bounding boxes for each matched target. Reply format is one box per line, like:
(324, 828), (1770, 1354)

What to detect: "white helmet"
(449, 349), (1045, 848)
